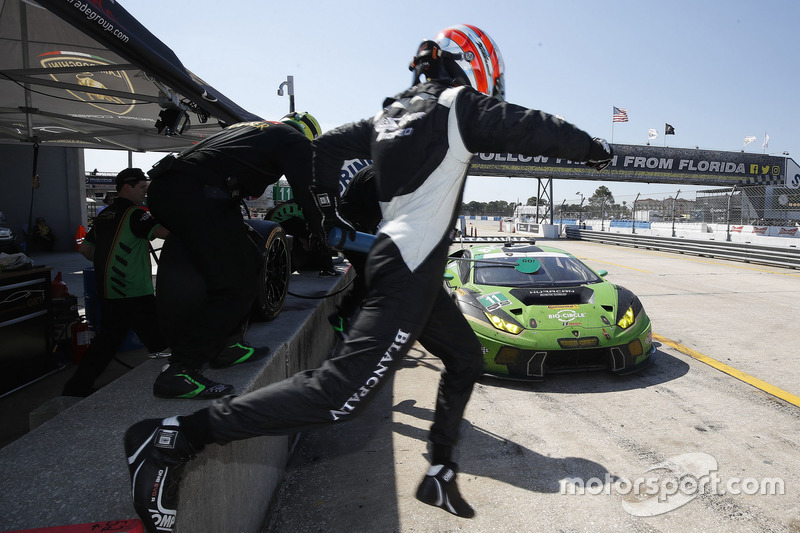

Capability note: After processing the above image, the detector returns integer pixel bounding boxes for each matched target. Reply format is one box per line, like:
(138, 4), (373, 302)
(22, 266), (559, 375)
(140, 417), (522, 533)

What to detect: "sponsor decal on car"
(478, 292), (511, 311)
(548, 309), (587, 321)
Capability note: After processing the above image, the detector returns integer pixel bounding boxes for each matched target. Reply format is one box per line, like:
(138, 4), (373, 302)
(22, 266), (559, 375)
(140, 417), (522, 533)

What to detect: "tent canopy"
(0, 0), (261, 153)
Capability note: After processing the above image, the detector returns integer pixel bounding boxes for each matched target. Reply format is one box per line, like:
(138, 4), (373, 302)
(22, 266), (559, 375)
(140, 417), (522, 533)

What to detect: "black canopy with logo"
(0, 0), (261, 152)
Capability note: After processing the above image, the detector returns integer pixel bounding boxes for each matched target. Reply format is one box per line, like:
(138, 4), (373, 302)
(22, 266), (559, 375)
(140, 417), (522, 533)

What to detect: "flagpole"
(611, 106), (615, 144)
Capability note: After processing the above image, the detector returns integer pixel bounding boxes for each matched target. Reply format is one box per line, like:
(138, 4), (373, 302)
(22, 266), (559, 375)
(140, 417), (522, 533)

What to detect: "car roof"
(479, 251), (572, 259)
(467, 243), (575, 259)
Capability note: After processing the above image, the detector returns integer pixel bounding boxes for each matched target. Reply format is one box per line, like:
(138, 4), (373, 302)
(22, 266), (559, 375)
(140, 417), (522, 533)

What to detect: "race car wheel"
(247, 220), (290, 321)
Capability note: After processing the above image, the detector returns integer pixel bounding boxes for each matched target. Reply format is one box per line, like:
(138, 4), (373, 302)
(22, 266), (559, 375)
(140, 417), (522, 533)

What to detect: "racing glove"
(310, 187), (357, 250)
(585, 137), (613, 171)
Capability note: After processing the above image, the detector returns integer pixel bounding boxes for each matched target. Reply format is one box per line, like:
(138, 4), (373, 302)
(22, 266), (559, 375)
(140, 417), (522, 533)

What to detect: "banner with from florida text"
(470, 144), (794, 187)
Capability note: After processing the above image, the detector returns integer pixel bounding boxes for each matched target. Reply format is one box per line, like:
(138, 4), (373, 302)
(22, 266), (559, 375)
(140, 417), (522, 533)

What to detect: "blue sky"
(85, 0), (799, 205)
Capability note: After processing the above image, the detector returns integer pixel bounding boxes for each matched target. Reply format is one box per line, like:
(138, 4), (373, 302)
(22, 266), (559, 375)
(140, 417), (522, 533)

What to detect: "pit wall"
(0, 270), (352, 533)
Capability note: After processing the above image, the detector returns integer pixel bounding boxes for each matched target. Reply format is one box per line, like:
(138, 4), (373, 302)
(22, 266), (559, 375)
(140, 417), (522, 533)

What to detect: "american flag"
(612, 106), (628, 122)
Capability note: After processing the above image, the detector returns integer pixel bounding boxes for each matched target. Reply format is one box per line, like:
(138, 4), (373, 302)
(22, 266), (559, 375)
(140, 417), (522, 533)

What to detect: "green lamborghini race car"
(444, 241), (654, 380)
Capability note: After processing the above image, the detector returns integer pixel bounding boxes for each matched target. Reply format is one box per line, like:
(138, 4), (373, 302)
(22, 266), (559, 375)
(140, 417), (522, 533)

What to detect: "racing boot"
(153, 363), (234, 399)
(124, 417), (201, 533)
(415, 462), (475, 518)
(327, 311), (350, 341)
(209, 340), (270, 369)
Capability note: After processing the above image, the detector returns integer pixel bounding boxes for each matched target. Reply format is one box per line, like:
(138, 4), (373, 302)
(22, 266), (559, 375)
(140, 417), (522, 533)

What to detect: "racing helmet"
(280, 111), (322, 140)
(410, 24), (505, 101)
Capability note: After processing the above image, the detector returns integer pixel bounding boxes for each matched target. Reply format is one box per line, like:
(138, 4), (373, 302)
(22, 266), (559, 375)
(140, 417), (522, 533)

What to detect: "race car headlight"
(617, 306), (635, 329)
(615, 288), (643, 330)
(484, 312), (523, 335)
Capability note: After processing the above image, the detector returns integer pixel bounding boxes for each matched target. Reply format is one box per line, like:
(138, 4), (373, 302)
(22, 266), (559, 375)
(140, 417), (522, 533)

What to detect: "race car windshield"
(474, 255), (602, 287)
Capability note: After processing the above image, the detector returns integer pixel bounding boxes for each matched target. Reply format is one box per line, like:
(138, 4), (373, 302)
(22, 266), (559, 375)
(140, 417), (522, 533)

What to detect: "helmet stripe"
(298, 114), (321, 138)
(281, 112), (321, 140)
(464, 24), (503, 88)
(444, 26), (488, 95)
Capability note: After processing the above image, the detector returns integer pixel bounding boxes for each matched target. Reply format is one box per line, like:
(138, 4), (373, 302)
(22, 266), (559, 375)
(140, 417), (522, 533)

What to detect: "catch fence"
(553, 186), (800, 229)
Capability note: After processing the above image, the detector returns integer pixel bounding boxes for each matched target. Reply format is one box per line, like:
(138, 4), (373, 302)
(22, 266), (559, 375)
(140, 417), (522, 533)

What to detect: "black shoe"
(318, 268), (340, 277)
(124, 417), (200, 532)
(327, 312), (350, 341)
(153, 364), (234, 399)
(415, 463), (475, 518)
(209, 341), (269, 369)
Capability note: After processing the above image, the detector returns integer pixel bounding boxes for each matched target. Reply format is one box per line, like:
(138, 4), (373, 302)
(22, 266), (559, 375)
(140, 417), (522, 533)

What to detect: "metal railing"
(564, 228), (800, 270)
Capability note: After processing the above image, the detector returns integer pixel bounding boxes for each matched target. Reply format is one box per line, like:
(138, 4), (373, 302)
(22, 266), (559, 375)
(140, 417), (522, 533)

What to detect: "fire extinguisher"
(71, 317), (91, 364)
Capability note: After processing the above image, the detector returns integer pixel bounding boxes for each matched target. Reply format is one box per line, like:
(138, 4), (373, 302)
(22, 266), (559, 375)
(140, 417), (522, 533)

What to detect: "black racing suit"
(147, 121), (328, 369)
(196, 81), (601, 465)
(336, 165), (382, 320)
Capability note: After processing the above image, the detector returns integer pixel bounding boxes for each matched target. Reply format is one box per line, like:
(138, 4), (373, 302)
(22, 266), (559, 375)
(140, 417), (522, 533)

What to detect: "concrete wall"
(0, 269), (351, 533)
(561, 219), (800, 247)
(0, 144), (86, 252)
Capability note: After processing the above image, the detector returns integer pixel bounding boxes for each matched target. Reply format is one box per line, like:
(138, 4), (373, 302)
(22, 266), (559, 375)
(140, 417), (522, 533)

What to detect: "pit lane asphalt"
(264, 220), (800, 533)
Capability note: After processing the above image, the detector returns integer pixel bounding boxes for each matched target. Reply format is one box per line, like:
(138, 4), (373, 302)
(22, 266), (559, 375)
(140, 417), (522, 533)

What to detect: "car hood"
(468, 282), (619, 332)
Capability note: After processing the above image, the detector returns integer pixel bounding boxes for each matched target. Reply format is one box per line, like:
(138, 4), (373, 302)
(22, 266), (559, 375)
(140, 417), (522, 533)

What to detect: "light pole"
(671, 189), (681, 237)
(576, 192), (584, 228)
(632, 193), (640, 234)
(601, 197), (606, 231)
(277, 75), (295, 113)
(725, 185), (737, 241)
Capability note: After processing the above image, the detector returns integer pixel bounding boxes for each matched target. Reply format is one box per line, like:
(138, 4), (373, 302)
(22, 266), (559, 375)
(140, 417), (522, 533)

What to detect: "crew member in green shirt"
(63, 168), (169, 397)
